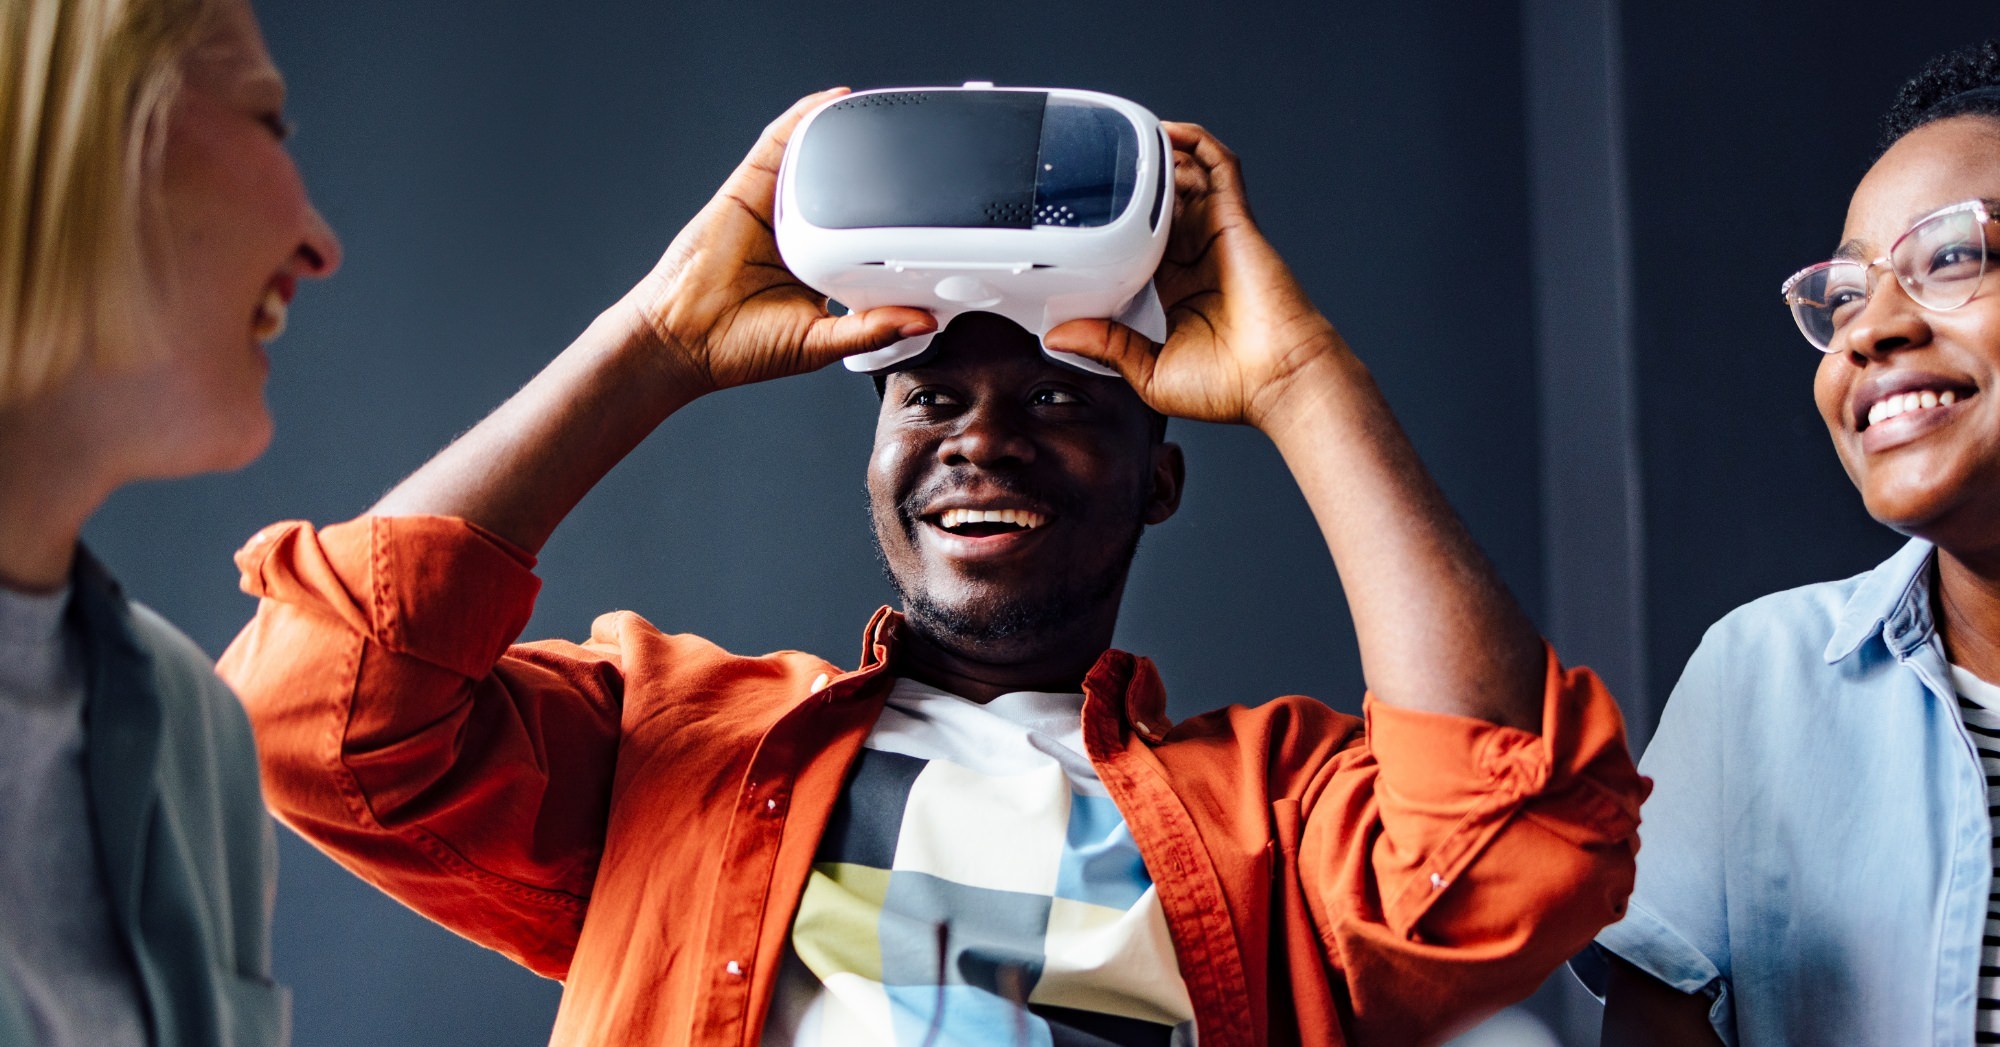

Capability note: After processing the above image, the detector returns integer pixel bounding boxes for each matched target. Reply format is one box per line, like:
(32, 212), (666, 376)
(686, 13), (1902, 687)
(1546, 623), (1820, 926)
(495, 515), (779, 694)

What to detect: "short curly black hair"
(1878, 39), (2000, 155)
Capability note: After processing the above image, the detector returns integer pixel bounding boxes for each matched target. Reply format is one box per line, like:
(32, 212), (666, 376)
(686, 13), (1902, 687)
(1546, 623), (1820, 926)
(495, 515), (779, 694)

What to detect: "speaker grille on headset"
(984, 201), (1033, 225)
(828, 92), (932, 111)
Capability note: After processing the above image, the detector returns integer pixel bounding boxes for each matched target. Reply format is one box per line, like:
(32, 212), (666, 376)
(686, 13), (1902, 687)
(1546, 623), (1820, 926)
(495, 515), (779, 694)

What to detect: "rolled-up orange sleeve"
(217, 515), (624, 980)
(1303, 646), (1647, 1041)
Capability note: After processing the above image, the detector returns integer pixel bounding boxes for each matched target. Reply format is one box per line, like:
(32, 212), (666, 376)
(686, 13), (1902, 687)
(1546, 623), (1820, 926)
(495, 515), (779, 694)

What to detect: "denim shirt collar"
(1824, 536), (1939, 665)
(68, 547), (144, 658)
(65, 547), (164, 943)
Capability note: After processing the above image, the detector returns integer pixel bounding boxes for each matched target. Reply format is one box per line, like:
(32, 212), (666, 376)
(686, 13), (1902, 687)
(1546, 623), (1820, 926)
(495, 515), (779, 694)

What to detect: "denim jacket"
(1580, 537), (1987, 1046)
(0, 550), (285, 1047)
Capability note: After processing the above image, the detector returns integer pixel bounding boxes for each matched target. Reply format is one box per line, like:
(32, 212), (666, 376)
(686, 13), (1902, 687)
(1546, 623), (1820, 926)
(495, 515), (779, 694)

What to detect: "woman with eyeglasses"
(1583, 40), (2000, 1046)
(0, 0), (338, 1042)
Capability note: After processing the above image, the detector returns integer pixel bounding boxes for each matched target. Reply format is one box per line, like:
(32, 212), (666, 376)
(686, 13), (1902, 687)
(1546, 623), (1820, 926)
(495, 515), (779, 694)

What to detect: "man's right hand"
(368, 90), (935, 553)
(625, 88), (936, 396)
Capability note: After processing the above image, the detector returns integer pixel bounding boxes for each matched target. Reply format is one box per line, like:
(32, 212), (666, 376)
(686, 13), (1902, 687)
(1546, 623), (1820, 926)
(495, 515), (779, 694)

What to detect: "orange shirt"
(218, 515), (1646, 1047)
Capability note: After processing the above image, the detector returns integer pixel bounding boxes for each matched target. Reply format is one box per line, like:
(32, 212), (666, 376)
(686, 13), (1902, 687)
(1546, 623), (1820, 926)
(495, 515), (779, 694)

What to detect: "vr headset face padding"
(774, 85), (1173, 376)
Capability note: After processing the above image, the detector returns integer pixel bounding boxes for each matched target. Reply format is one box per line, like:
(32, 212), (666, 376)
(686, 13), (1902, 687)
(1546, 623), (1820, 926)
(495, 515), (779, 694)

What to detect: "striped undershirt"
(1951, 664), (2000, 1044)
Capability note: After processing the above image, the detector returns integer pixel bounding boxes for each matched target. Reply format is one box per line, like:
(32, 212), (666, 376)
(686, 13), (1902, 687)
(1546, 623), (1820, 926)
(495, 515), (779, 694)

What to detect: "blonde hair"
(0, 0), (219, 408)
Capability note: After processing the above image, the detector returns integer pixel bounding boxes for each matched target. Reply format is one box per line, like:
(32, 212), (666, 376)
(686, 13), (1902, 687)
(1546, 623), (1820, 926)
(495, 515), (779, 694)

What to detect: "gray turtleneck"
(0, 583), (148, 1046)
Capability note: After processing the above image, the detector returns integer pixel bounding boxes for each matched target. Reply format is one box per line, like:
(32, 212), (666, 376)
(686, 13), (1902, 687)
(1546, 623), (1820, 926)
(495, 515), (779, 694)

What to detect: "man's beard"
(870, 498), (1145, 651)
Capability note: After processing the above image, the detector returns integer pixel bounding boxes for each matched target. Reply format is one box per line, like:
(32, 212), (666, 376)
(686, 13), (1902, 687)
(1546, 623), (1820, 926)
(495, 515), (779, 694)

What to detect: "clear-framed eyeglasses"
(1779, 198), (1997, 353)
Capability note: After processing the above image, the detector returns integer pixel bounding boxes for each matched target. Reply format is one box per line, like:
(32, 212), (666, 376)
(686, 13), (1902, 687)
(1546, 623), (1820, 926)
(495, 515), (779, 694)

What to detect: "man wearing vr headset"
(220, 88), (1644, 1046)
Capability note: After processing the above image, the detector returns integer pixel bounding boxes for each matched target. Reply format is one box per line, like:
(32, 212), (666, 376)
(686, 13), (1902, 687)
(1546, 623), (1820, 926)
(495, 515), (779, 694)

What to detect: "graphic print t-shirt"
(759, 677), (1196, 1046)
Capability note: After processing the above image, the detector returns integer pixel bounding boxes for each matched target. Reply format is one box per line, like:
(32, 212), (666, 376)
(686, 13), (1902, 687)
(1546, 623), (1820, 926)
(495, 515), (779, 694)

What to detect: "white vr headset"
(774, 84), (1172, 376)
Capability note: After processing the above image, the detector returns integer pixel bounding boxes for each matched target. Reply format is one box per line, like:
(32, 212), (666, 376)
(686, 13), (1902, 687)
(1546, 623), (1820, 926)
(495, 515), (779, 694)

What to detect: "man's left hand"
(1043, 122), (1348, 434)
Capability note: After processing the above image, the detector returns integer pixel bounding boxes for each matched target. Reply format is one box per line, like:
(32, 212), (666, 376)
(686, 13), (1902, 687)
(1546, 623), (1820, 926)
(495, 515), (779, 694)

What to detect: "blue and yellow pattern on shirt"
(768, 681), (1194, 1047)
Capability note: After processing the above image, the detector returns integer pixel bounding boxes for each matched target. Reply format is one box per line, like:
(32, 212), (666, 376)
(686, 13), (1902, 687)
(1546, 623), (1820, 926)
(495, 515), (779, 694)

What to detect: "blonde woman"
(0, 0), (337, 1043)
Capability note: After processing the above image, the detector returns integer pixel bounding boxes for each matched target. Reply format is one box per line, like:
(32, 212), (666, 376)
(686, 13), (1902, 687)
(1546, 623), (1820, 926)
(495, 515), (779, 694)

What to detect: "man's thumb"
(1042, 318), (1157, 384)
(801, 308), (937, 364)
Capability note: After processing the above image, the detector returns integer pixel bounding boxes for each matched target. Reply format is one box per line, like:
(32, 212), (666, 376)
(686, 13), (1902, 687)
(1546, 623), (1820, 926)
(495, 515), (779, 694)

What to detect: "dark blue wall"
(74, 1), (1997, 1044)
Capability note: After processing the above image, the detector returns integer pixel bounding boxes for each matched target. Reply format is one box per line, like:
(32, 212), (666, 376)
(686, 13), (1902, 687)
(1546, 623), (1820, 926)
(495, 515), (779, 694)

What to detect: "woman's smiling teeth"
(937, 507), (1047, 535)
(252, 286), (288, 343)
(1866, 388), (1959, 428)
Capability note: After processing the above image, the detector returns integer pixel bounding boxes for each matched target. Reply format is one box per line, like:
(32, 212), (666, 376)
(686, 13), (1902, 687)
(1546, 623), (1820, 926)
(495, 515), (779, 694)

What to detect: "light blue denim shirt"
(1576, 537), (1988, 1046)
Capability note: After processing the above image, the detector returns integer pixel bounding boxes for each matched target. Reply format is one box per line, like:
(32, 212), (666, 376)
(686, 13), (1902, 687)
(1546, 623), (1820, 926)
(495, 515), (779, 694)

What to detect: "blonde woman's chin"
(138, 401), (275, 480)
(64, 360), (279, 485)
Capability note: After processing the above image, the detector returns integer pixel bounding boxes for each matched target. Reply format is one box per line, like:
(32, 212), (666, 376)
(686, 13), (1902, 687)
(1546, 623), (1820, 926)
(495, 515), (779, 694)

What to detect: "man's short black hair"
(870, 371), (1170, 443)
(1878, 39), (2000, 156)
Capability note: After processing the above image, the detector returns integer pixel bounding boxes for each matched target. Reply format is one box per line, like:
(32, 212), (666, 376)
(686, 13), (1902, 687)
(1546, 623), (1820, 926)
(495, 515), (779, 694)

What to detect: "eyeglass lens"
(1786, 205), (1990, 351)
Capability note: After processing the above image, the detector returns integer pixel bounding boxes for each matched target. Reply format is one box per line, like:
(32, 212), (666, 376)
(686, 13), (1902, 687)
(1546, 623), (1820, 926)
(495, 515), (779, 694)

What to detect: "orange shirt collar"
(853, 607), (1171, 739)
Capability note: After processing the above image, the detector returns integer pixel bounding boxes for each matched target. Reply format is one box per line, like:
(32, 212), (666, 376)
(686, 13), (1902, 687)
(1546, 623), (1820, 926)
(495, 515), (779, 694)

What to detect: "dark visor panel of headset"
(793, 91), (1140, 230)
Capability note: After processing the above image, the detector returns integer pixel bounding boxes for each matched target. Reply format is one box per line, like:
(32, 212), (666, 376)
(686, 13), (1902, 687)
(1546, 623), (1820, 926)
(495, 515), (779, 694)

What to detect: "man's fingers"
(723, 88), (849, 221)
(1160, 121), (1205, 150)
(1172, 147), (1209, 199)
(799, 306), (937, 366)
(1162, 123), (1257, 241)
(1163, 119), (1255, 229)
(1162, 120), (1246, 200)
(755, 88), (848, 166)
(1041, 318), (1159, 388)
(1162, 122), (1238, 169)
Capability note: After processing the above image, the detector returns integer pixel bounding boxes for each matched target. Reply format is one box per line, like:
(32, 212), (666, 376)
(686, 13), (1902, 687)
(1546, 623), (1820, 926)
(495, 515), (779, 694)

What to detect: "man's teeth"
(1867, 388), (1959, 427)
(938, 508), (1046, 532)
(252, 287), (288, 343)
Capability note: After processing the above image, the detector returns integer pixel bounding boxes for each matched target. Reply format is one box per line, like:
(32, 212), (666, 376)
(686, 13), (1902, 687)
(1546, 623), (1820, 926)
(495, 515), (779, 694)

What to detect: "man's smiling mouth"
(932, 507), (1049, 537)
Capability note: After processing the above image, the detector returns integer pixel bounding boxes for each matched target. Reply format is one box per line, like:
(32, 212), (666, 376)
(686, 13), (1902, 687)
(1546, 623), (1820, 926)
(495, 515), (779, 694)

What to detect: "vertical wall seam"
(1599, 1), (1651, 753)
(1524, 0), (1652, 756)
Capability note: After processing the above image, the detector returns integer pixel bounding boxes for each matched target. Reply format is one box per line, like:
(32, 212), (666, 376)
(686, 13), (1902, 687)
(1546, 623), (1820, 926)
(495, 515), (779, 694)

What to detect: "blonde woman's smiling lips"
(252, 273), (296, 345)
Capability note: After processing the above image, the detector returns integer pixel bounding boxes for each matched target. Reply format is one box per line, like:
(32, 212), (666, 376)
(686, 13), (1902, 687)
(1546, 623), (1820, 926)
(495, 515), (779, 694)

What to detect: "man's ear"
(1143, 442), (1185, 525)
